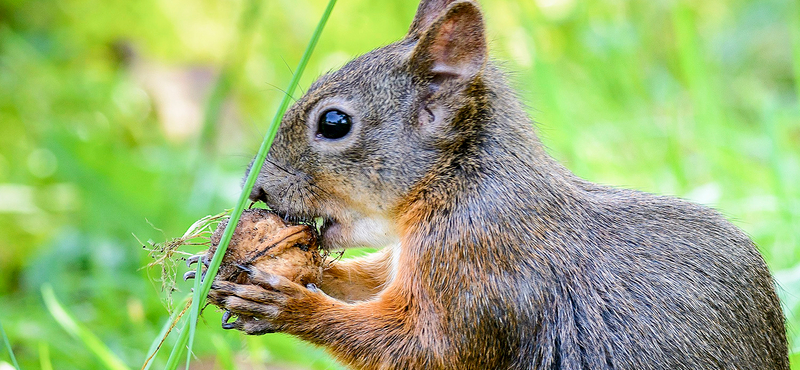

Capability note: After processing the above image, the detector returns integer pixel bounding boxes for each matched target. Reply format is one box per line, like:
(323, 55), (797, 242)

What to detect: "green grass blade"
(162, 1), (338, 369)
(184, 260), (204, 369)
(0, 316), (20, 370)
(196, 0), (337, 303)
(41, 284), (131, 370)
(39, 341), (53, 370)
(791, 0), (800, 108)
(163, 317), (190, 369)
(142, 295), (191, 370)
(185, 0), (265, 213)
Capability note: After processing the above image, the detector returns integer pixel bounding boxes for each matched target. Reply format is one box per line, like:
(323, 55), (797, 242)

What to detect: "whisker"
(309, 181), (331, 198)
(264, 81), (297, 102)
(281, 55), (306, 95)
(266, 158), (294, 175)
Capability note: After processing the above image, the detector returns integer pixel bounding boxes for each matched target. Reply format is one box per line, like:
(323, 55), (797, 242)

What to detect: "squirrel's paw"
(208, 265), (328, 335)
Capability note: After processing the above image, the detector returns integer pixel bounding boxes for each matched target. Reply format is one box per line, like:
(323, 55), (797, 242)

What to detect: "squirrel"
(207, 0), (789, 368)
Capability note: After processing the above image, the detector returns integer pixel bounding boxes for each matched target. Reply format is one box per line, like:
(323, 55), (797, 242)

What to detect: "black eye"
(317, 109), (352, 140)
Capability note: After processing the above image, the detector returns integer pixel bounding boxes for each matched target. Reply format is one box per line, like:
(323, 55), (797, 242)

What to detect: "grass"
(41, 285), (129, 370)
(1, 316), (20, 370)
(158, 1), (337, 369)
(141, 297), (190, 370)
(0, 0), (797, 368)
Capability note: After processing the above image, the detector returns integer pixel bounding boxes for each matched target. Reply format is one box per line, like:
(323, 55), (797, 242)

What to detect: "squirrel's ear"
(407, 0), (460, 39)
(409, 1), (487, 81)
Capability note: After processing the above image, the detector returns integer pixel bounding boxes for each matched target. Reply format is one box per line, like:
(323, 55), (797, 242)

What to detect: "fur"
(215, 1), (789, 369)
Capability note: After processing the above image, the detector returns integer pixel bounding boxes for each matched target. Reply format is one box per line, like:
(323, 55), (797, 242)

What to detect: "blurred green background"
(1, 0), (798, 368)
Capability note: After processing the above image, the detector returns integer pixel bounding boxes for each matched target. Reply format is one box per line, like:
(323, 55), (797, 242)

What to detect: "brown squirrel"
(206, 0), (789, 368)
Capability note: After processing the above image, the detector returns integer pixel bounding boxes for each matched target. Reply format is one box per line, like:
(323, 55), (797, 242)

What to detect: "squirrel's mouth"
(249, 185), (347, 248)
(319, 217), (335, 236)
(270, 209), (340, 248)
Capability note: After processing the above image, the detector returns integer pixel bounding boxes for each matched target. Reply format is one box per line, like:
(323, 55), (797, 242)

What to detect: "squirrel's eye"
(317, 109), (352, 140)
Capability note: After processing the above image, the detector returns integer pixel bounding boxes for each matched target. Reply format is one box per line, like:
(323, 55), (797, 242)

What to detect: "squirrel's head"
(249, 0), (490, 249)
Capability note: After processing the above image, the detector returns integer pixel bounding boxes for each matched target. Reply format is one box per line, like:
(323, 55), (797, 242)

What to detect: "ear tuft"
(410, 1), (487, 81)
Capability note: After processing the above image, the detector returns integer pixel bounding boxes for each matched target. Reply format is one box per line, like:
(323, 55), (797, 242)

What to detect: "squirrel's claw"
(186, 254), (211, 268)
(221, 322), (236, 330)
(186, 255), (201, 267)
(183, 269), (208, 281)
(234, 263), (253, 274)
(220, 311), (241, 331)
(221, 310), (234, 324)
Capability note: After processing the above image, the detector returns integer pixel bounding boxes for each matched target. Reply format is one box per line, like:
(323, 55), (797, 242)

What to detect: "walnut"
(206, 208), (323, 287)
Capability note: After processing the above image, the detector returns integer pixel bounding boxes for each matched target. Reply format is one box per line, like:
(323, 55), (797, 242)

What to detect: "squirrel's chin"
(321, 216), (398, 250)
(319, 221), (346, 249)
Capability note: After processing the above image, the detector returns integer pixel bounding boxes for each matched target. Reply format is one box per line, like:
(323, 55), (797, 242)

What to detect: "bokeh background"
(1, 0), (798, 368)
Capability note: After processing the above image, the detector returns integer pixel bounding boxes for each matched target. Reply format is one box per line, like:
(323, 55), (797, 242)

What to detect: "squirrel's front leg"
(319, 245), (395, 302)
(209, 264), (447, 369)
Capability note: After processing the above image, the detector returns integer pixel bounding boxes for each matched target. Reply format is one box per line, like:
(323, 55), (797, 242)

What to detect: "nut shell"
(207, 208), (322, 287)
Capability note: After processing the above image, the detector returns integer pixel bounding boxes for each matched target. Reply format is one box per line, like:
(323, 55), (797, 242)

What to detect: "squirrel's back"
(391, 58), (788, 368)
(400, 123), (787, 368)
